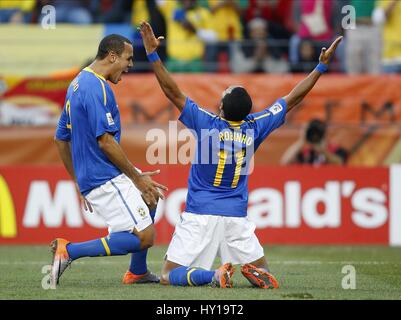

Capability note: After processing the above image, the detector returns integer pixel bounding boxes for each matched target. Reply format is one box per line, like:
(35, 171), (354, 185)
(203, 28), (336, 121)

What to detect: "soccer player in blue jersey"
(140, 22), (342, 288)
(52, 34), (168, 286)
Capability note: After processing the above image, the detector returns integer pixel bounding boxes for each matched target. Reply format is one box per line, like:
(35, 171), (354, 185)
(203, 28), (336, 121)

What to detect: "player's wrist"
(315, 62), (328, 73)
(147, 51), (160, 63)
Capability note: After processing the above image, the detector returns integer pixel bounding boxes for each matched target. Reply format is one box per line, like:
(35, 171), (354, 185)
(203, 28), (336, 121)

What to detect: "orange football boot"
(213, 263), (235, 288)
(50, 238), (72, 286)
(122, 270), (160, 284)
(240, 263), (279, 289)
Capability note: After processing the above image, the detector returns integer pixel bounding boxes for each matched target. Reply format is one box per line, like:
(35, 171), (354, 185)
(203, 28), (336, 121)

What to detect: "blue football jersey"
(55, 67), (122, 195)
(179, 97), (287, 217)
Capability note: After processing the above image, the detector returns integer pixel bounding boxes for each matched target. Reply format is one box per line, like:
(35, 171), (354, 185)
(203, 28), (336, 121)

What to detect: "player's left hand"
(319, 36), (343, 65)
(139, 21), (164, 55)
(75, 182), (93, 213)
(81, 194), (93, 213)
(139, 170), (168, 201)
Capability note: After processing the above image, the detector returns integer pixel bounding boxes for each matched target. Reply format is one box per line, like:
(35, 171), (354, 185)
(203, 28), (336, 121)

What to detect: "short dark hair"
(305, 119), (326, 144)
(96, 34), (132, 60)
(222, 87), (252, 121)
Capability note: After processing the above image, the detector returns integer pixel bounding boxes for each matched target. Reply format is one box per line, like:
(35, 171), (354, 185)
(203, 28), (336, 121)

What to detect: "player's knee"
(160, 264), (170, 285)
(141, 236), (154, 249)
(160, 260), (176, 285)
(160, 272), (169, 285)
(136, 225), (155, 249)
(140, 234), (154, 249)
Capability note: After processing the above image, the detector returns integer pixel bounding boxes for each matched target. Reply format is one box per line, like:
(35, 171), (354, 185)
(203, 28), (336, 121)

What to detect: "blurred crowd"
(0, 0), (400, 74)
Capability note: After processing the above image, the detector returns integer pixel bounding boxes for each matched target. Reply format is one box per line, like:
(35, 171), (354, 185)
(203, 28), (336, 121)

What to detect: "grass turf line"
(0, 245), (401, 300)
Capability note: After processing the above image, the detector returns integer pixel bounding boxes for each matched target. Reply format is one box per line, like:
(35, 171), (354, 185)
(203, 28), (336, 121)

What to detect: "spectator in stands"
(290, 39), (320, 73)
(373, 0), (401, 73)
(157, 0), (216, 72)
(243, 0), (293, 65)
(0, 0), (35, 23)
(244, 0), (293, 40)
(289, 0), (338, 71)
(90, 0), (131, 23)
(229, 18), (288, 73)
(281, 119), (348, 165)
(39, 0), (93, 24)
(345, 0), (382, 74)
(204, 0), (247, 72)
(208, 0), (247, 41)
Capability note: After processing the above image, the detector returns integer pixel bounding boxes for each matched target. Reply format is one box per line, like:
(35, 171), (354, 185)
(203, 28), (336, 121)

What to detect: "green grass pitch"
(1, 245), (401, 300)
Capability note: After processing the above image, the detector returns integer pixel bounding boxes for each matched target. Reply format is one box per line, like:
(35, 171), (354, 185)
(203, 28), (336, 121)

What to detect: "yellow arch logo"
(0, 175), (17, 238)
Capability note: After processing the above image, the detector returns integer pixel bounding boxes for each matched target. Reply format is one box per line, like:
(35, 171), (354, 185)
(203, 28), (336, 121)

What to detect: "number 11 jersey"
(179, 96), (287, 217)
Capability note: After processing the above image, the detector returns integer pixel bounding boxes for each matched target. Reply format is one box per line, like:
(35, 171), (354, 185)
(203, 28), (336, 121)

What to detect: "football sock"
(66, 231), (141, 260)
(169, 266), (215, 286)
(129, 209), (156, 275)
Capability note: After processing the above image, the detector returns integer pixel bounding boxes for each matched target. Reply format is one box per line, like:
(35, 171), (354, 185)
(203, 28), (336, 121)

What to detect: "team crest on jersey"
(268, 103), (283, 115)
(137, 207), (146, 219)
(106, 113), (115, 126)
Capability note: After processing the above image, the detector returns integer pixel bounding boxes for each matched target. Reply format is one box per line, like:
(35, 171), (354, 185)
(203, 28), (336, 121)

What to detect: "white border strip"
(390, 164), (401, 246)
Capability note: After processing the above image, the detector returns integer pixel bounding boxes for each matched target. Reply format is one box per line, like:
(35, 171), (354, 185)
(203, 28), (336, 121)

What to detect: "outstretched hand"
(319, 36), (343, 65)
(134, 169), (168, 208)
(139, 21), (164, 55)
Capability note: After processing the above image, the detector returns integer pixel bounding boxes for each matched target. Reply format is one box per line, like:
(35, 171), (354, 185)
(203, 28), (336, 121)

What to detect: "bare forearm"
(152, 60), (185, 111)
(55, 139), (76, 181)
(139, 22), (186, 110)
(284, 36), (343, 113)
(281, 140), (304, 165)
(285, 69), (321, 112)
(98, 132), (167, 207)
(98, 134), (141, 183)
(323, 150), (344, 165)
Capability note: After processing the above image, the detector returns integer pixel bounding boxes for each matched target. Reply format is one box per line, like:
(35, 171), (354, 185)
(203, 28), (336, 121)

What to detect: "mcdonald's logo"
(0, 175), (17, 238)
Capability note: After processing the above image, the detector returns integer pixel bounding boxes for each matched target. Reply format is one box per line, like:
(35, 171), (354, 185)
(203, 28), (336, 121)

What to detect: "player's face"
(110, 42), (134, 84)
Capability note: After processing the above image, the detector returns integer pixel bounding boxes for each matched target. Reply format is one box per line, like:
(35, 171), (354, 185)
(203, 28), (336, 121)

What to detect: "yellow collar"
(221, 118), (245, 127)
(83, 67), (106, 82)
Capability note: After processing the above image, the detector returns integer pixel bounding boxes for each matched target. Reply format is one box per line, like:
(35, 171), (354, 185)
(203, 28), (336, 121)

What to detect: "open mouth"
(119, 69), (129, 81)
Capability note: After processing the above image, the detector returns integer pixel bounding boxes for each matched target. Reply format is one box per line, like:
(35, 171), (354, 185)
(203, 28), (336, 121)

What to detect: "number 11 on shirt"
(213, 149), (245, 188)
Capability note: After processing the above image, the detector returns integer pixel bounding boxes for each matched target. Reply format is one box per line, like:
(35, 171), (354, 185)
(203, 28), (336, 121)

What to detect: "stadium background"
(0, 0), (401, 300)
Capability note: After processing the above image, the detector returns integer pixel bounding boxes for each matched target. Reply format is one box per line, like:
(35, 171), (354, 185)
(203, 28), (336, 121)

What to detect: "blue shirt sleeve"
(55, 105), (71, 141)
(84, 84), (119, 139)
(251, 98), (287, 141)
(178, 97), (217, 135)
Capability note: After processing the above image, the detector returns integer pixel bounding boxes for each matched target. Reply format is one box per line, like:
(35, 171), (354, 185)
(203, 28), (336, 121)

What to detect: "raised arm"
(139, 21), (186, 111)
(284, 36), (343, 113)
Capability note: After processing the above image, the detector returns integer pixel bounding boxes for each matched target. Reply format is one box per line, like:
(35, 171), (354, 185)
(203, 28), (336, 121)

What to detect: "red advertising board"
(0, 165), (400, 246)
